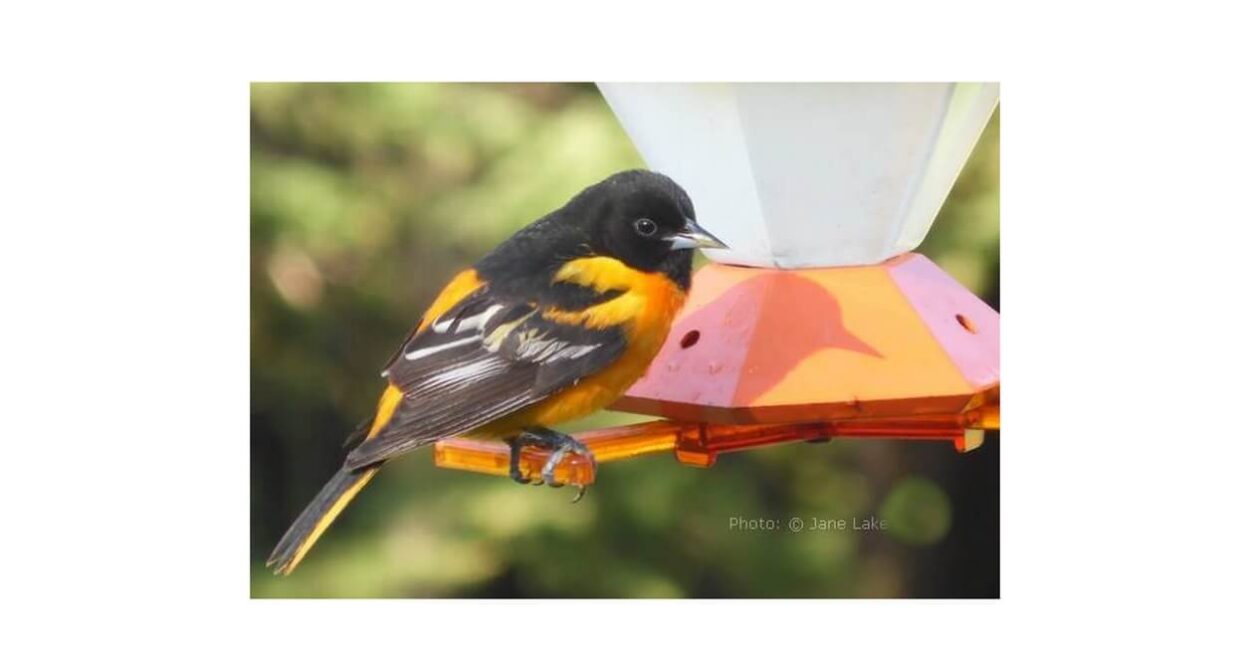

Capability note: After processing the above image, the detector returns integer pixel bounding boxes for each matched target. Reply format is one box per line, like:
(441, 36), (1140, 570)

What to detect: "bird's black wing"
(343, 287), (626, 470)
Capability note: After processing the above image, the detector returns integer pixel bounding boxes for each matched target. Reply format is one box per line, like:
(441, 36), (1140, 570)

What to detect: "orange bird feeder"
(436, 83), (1000, 486)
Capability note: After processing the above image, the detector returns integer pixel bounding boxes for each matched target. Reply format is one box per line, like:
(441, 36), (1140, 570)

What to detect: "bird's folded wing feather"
(344, 288), (626, 469)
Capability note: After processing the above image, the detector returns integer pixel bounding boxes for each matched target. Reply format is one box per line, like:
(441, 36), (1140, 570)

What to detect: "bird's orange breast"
(480, 256), (687, 434)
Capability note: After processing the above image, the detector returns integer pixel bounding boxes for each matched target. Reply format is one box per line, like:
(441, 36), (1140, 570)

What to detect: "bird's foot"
(540, 434), (596, 503)
(507, 428), (597, 502)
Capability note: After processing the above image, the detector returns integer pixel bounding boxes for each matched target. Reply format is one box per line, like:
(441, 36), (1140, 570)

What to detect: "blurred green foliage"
(251, 83), (999, 598)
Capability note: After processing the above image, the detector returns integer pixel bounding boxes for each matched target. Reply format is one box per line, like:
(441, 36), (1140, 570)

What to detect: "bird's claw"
(509, 429), (596, 502)
(540, 438), (596, 503)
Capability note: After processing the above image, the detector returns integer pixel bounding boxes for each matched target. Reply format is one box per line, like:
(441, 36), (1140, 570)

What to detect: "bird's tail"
(266, 465), (380, 575)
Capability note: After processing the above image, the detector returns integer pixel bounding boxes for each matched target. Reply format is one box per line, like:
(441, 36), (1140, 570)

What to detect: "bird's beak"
(668, 218), (727, 251)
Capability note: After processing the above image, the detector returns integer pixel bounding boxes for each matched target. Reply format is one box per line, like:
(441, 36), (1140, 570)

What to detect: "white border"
(3, 1), (1248, 668)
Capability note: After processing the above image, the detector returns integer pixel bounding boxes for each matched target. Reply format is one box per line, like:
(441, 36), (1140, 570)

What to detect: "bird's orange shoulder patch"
(544, 256), (685, 337)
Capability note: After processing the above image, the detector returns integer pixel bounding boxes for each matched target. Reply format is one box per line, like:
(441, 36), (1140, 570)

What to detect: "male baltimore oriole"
(267, 170), (725, 575)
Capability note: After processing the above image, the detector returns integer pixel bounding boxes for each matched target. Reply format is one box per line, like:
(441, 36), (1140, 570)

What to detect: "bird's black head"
(559, 170), (725, 289)
(476, 170), (726, 295)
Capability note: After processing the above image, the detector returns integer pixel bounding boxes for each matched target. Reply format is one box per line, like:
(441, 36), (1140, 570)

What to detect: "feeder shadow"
(669, 271), (883, 406)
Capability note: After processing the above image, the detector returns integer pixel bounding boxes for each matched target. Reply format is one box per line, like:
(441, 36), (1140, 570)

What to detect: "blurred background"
(250, 83), (999, 598)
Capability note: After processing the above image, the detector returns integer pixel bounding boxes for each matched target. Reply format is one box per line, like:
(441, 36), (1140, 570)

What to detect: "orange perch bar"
(434, 401), (997, 487)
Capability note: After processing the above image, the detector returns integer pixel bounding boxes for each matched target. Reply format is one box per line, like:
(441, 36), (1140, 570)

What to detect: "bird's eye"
(633, 218), (658, 237)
